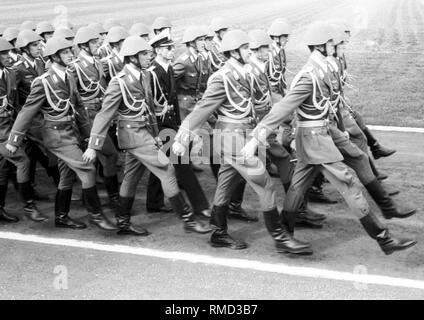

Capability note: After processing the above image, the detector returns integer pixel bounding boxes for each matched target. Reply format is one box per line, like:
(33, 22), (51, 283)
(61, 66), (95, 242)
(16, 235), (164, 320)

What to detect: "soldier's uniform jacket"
(13, 55), (45, 111)
(98, 42), (112, 60)
(252, 51), (344, 165)
(102, 48), (124, 82)
(148, 60), (180, 130)
(9, 51), (22, 66)
(176, 59), (258, 147)
(268, 42), (287, 96)
(70, 50), (107, 114)
(88, 64), (159, 151)
(0, 68), (18, 143)
(174, 49), (211, 97)
(8, 65), (91, 149)
(208, 37), (226, 72)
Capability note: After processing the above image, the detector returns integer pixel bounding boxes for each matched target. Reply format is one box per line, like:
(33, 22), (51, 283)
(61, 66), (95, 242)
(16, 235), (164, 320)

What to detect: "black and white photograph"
(0, 0), (423, 303)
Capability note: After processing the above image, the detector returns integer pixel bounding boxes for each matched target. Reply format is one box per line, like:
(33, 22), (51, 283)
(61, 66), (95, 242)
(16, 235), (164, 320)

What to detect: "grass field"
(1, 0), (423, 127)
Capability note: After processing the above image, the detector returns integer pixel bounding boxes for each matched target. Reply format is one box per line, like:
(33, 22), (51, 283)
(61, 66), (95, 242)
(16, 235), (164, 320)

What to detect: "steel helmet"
(220, 29), (249, 52)
(0, 37), (13, 52)
(20, 20), (37, 31)
(74, 26), (100, 46)
(3, 27), (20, 42)
(88, 22), (107, 35)
(15, 30), (42, 49)
(181, 26), (208, 43)
(103, 18), (122, 31)
(268, 18), (292, 37)
(0, 24), (6, 36)
(53, 27), (75, 39)
(36, 21), (55, 35)
(104, 26), (129, 44)
(43, 36), (73, 57)
(56, 21), (75, 31)
(210, 17), (230, 32)
(248, 29), (272, 50)
(151, 17), (171, 30)
(120, 35), (152, 57)
(199, 25), (214, 39)
(129, 23), (150, 37)
(303, 21), (334, 46)
(330, 24), (347, 45)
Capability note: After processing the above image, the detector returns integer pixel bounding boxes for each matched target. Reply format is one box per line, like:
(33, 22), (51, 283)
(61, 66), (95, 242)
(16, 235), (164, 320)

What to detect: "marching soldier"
(3, 28), (21, 64)
(129, 23), (150, 41)
(82, 35), (212, 235)
(248, 29), (325, 228)
(146, 30), (211, 217)
(102, 26), (129, 80)
(98, 19), (122, 60)
(0, 37), (47, 223)
(35, 21), (55, 64)
(208, 17), (230, 72)
(241, 21), (416, 255)
(6, 36), (116, 231)
(88, 22), (107, 50)
(70, 26), (120, 207)
(172, 30), (312, 254)
(14, 30), (61, 197)
(151, 17), (172, 36)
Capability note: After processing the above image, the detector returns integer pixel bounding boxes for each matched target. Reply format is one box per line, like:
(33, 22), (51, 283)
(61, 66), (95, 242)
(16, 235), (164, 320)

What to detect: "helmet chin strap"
(82, 45), (94, 56)
(316, 45), (328, 57)
(53, 53), (67, 67)
(23, 47), (37, 60)
(234, 49), (245, 65)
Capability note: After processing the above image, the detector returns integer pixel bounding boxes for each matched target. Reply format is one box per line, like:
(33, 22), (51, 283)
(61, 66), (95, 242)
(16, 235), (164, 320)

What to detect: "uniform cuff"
(8, 130), (25, 147)
(88, 134), (106, 150)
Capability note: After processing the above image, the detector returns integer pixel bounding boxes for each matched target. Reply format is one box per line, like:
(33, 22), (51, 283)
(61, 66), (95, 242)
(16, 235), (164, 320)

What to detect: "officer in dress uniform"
(324, 26), (415, 220)
(334, 20), (396, 162)
(82, 36), (212, 236)
(129, 23), (150, 41)
(151, 17), (172, 36)
(248, 29), (326, 228)
(101, 26), (129, 81)
(88, 23), (108, 53)
(70, 26), (120, 208)
(14, 30), (61, 197)
(173, 30), (312, 255)
(209, 17), (230, 72)
(146, 30), (211, 218)
(241, 22), (416, 255)
(0, 37), (47, 222)
(6, 36), (116, 231)
(3, 28), (22, 65)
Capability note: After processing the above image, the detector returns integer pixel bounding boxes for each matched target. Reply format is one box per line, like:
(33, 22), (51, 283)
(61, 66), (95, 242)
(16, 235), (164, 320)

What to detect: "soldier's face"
(158, 45), (175, 61)
(141, 35), (149, 42)
(326, 40), (335, 57)
(137, 51), (152, 69)
(204, 38), (213, 51)
(194, 37), (206, 52)
(279, 35), (289, 47)
(0, 51), (11, 68)
(88, 38), (100, 55)
(99, 33), (107, 44)
(256, 45), (270, 62)
(218, 29), (228, 39)
(58, 48), (74, 66)
(238, 44), (252, 64)
(44, 32), (54, 41)
(28, 41), (41, 58)
(336, 42), (346, 57)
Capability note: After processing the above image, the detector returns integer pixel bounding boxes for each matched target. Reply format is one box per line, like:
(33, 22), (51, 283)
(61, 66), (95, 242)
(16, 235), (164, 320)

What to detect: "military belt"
(217, 115), (256, 124)
(297, 120), (329, 128)
(44, 114), (75, 122)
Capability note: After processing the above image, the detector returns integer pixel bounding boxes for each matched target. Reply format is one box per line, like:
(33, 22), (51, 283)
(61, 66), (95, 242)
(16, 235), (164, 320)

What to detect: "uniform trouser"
(284, 160), (370, 218)
(213, 152), (276, 211)
(48, 144), (97, 191)
(266, 132), (295, 185)
(329, 124), (376, 185)
(0, 141), (30, 185)
(120, 146), (179, 199)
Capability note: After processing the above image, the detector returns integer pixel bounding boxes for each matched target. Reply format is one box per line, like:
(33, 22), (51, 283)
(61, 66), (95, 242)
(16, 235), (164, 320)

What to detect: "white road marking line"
(368, 125), (424, 133)
(0, 231), (423, 291)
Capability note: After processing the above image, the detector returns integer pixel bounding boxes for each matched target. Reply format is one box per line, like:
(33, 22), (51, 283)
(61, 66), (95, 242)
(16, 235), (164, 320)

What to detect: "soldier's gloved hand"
(241, 138), (259, 159)
(5, 143), (17, 154)
(82, 148), (97, 163)
(172, 141), (186, 156)
(154, 137), (163, 148)
(343, 131), (350, 139)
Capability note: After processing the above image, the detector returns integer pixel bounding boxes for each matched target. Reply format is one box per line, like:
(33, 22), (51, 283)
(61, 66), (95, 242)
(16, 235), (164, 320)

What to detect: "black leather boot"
(209, 205), (248, 249)
(169, 192), (212, 234)
(307, 186), (337, 204)
(116, 196), (150, 236)
(83, 186), (117, 231)
(264, 208), (312, 255)
(0, 185), (19, 223)
(297, 200), (326, 222)
(362, 127), (396, 159)
(47, 165), (60, 186)
(19, 182), (48, 222)
(55, 189), (86, 229)
(104, 175), (120, 209)
(365, 179), (416, 219)
(228, 201), (259, 222)
(359, 212), (416, 255)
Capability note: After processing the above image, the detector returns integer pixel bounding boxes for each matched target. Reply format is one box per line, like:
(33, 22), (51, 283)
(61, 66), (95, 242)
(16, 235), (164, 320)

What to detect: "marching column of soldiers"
(0, 15), (418, 256)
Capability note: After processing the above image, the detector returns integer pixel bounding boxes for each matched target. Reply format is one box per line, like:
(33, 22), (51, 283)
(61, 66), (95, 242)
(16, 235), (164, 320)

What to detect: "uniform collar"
(228, 58), (251, 79)
(80, 50), (95, 64)
(112, 47), (124, 63)
(310, 50), (328, 73)
(249, 55), (266, 73)
(9, 51), (18, 61)
(126, 63), (141, 81)
(22, 53), (36, 69)
(326, 56), (339, 72)
(271, 42), (280, 53)
(155, 57), (169, 72)
(213, 36), (221, 47)
(51, 63), (67, 82)
(188, 47), (199, 61)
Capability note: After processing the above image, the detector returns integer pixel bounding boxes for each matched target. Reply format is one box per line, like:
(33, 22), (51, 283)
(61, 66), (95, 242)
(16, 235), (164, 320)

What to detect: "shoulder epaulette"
(147, 65), (156, 72)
